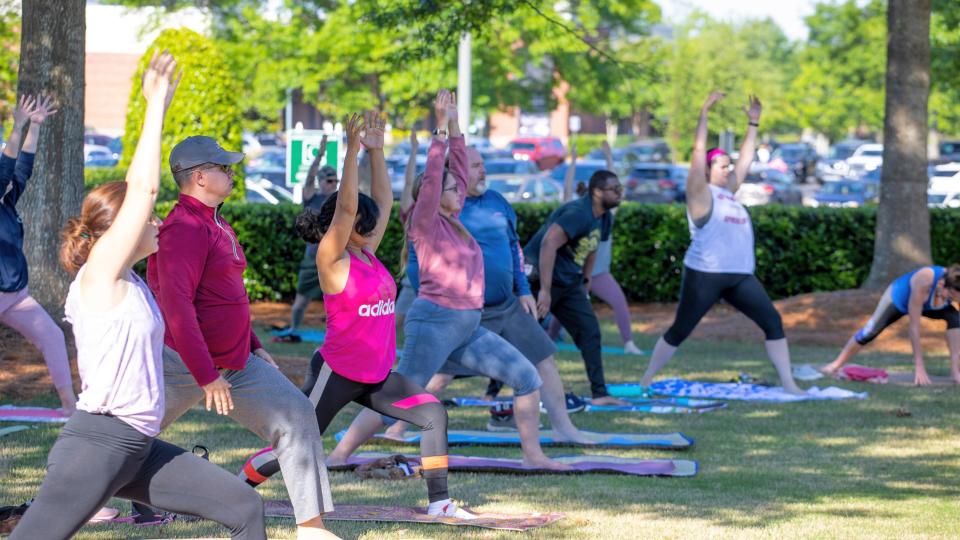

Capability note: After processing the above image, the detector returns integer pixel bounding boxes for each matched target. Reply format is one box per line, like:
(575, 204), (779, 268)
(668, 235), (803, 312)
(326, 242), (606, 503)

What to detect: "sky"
(658, 0), (818, 41)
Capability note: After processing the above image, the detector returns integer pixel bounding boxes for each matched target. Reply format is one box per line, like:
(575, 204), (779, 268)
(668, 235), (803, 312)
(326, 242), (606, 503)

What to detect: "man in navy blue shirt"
(389, 147), (591, 443)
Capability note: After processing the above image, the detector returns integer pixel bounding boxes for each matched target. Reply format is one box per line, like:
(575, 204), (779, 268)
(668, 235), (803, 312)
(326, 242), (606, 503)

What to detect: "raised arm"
(562, 144), (578, 202)
(3, 96), (54, 207)
(445, 91), (468, 216)
(316, 113), (363, 273)
(729, 95), (761, 193)
(362, 111), (392, 253)
(82, 51), (180, 310)
(687, 91), (725, 224)
(302, 133), (327, 203)
(908, 269), (935, 386)
(601, 140), (614, 171)
(409, 90), (452, 237)
(3, 95), (36, 160)
(400, 131), (419, 215)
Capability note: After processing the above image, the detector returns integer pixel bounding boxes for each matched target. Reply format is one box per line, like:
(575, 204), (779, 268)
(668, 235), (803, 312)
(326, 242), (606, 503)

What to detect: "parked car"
(623, 163), (687, 203)
(928, 191), (960, 208)
(811, 180), (879, 207)
(735, 168), (803, 206)
(938, 140), (960, 164)
(389, 155), (426, 199)
(84, 143), (118, 168)
(484, 159), (540, 177)
(389, 139), (429, 162)
(845, 144), (883, 179)
(548, 159), (610, 192)
(245, 167), (286, 187)
(245, 176), (294, 205)
(247, 147), (285, 170)
(929, 162), (960, 185)
(768, 143), (818, 183)
(508, 137), (565, 170)
(486, 176), (563, 203)
(586, 139), (672, 168)
(815, 139), (870, 182)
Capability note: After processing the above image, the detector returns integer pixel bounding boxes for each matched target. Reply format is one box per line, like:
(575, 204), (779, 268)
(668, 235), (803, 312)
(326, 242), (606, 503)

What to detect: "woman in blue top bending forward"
(821, 265), (960, 386)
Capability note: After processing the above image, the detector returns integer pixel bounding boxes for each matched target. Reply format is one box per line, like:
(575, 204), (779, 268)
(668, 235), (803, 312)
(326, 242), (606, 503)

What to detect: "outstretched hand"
(344, 112), (364, 151)
(142, 49), (179, 106)
(360, 110), (385, 150)
(434, 89), (453, 129)
(702, 91), (725, 111)
(743, 94), (762, 123)
(409, 130), (419, 152)
(12, 95), (37, 128)
(29, 95), (58, 125)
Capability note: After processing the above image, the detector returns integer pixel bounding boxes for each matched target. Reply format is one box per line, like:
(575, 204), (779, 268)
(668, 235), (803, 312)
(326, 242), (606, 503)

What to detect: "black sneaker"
(565, 393), (586, 414)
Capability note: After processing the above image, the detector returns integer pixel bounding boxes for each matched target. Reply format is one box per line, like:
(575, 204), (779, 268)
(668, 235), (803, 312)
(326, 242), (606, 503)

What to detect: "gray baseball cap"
(169, 136), (244, 174)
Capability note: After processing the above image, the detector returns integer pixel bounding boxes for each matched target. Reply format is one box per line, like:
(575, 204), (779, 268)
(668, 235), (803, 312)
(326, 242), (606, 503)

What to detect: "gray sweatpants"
(161, 347), (333, 521)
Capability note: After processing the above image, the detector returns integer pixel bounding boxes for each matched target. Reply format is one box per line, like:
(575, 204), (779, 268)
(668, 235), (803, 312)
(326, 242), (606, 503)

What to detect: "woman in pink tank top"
(239, 112), (471, 519)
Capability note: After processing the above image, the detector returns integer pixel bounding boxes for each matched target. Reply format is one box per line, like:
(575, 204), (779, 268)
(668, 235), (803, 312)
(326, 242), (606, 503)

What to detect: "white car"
(929, 162), (960, 184)
(845, 144), (883, 179)
(245, 177), (294, 205)
(928, 190), (960, 208)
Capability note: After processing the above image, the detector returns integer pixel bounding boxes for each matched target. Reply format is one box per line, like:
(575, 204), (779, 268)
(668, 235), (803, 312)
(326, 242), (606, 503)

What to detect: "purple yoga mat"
(337, 452), (697, 477)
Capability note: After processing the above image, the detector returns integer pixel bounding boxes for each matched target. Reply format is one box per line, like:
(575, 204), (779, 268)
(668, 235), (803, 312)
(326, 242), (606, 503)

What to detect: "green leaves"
(120, 28), (246, 201)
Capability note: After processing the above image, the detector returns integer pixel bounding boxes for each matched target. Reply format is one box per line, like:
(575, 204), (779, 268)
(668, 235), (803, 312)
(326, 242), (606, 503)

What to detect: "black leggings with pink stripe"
(241, 351), (450, 502)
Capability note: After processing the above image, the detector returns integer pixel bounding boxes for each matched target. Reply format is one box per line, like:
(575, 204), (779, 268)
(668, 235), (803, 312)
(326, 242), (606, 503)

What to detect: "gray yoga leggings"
(10, 411), (266, 540)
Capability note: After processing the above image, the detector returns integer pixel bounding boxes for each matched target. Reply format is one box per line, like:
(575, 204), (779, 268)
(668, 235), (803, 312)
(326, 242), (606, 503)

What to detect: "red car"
(508, 137), (566, 170)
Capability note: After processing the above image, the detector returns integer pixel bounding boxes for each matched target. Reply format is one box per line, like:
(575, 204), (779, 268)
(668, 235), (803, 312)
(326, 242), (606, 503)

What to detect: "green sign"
(286, 130), (339, 187)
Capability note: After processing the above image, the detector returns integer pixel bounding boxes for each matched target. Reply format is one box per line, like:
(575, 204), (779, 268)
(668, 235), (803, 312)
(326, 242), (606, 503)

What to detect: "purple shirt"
(66, 268), (166, 437)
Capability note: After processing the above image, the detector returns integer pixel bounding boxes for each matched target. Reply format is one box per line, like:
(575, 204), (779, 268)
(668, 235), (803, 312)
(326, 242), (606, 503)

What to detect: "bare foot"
(952, 371), (960, 385)
(383, 423), (407, 440)
(590, 396), (631, 407)
(324, 454), (348, 467)
(551, 428), (596, 445)
(297, 527), (342, 540)
(522, 454), (572, 471)
(782, 385), (807, 396)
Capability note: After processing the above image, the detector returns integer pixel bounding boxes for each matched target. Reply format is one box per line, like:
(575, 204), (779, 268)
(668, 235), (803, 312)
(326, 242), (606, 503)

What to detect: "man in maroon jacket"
(148, 136), (338, 539)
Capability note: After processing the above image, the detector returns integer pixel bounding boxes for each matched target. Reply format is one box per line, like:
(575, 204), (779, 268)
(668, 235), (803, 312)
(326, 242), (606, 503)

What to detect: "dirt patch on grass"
(2, 290), (944, 401)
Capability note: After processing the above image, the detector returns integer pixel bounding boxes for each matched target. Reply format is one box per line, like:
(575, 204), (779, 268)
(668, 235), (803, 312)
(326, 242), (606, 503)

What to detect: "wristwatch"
(433, 128), (448, 138)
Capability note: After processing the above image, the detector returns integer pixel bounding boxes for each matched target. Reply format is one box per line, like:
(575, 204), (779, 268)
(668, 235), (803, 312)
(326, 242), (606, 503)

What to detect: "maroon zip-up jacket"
(147, 194), (263, 386)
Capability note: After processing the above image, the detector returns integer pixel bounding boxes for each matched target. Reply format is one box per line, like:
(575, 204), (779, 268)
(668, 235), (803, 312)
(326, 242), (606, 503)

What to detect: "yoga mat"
(450, 395), (725, 412)
(270, 327), (326, 343)
(555, 341), (645, 356)
(0, 425), (32, 438)
(263, 500), (564, 531)
(0, 405), (69, 423)
(333, 452), (697, 477)
(338, 429), (693, 450)
(609, 378), (867, 402)
(275, 328), (646, 357)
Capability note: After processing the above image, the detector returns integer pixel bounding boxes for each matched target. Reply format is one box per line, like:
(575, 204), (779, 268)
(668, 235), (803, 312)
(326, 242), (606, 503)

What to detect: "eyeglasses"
(443, 184), (459, 193)
(601, 184), (623, 194)
(199, 163), (234, 177)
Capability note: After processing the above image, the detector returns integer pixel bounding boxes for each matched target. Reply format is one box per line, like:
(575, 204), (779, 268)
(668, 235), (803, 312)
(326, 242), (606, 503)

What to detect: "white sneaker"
(428, 499), (478, 520)
(792, 364), (824, 381)
(623, 341), (644, 355)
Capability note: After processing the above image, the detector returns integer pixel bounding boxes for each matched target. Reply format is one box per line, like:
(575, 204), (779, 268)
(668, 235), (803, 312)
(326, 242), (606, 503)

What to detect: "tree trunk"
(865, 0), (932, 289)
(15, 0), (85, 315)
(632, 106), (650, 139)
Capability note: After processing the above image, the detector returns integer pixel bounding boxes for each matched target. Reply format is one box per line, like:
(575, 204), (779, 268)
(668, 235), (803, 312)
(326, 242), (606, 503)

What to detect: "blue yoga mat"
(336, 429), (693, 450)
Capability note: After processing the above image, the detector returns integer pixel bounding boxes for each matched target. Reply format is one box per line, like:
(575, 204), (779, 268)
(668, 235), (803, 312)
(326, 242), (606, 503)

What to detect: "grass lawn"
(3, 319), (960, 539)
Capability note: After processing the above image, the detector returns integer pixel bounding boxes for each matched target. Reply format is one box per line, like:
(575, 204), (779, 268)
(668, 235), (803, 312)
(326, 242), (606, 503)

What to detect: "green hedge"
(85, 167), (180, 202)
(150, 201), (960, 303)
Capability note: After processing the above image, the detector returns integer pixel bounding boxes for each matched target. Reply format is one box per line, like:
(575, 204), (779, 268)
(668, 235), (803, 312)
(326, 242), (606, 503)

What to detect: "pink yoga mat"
(263, 500), (563, 531)
(0, 406), (68, 423)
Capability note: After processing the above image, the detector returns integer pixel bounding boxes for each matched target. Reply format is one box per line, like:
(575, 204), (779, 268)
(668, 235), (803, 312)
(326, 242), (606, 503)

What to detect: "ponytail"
(59, 182), (127, 273)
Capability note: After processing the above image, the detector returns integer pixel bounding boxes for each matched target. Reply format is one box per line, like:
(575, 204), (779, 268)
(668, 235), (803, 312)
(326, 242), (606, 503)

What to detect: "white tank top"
(683, 184), (755, 274)
(65, 267), (166, 437)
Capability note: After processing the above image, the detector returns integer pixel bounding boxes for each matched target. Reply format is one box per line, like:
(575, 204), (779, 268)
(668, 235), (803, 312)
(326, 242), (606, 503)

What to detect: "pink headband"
(706, 148), (728, 164)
